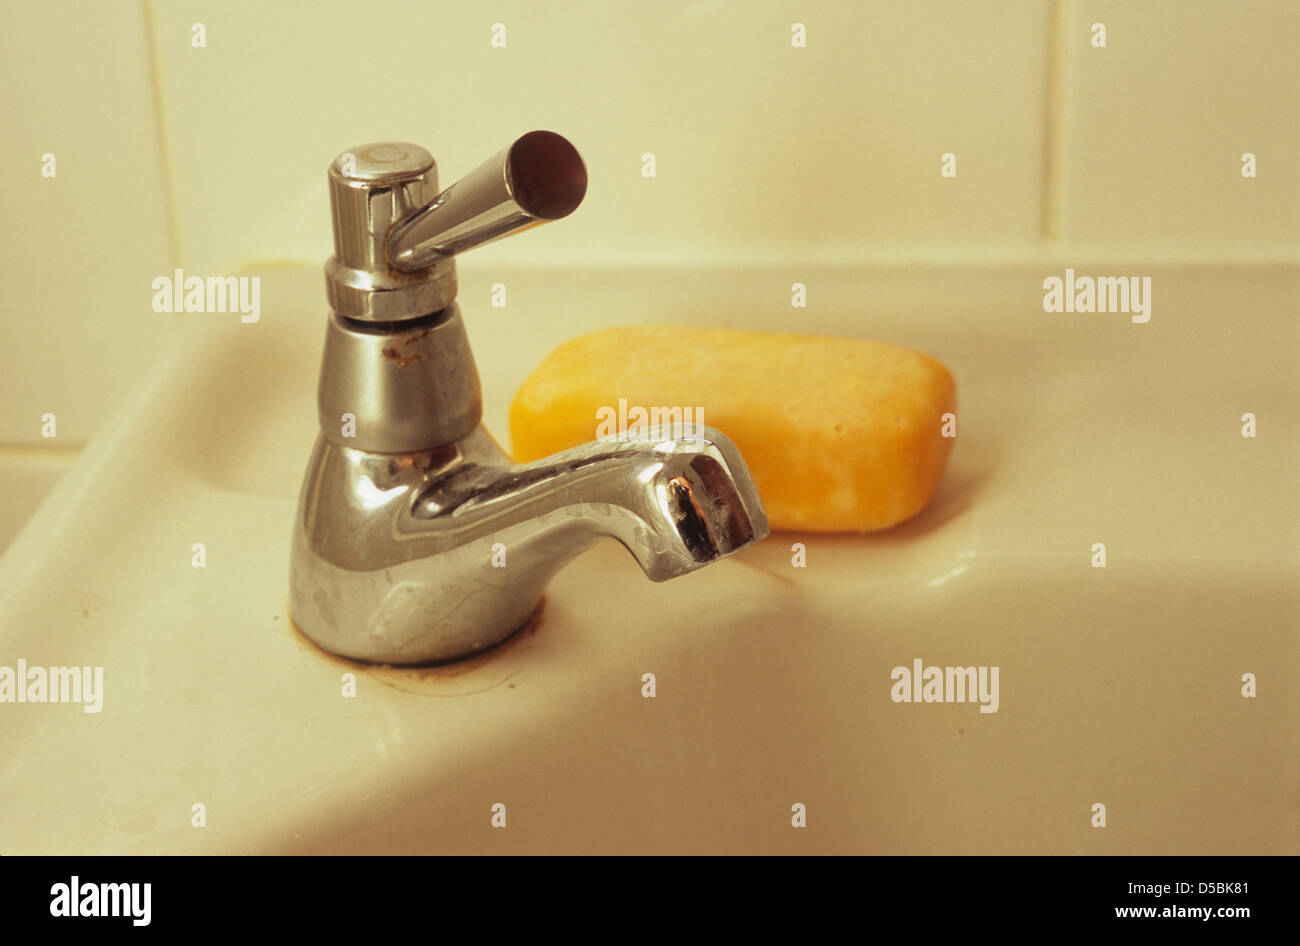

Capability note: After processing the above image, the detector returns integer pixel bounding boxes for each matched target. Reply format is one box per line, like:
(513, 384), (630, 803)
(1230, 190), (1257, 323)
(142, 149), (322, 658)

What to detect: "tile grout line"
(1041, 0), (1067, 242)
(141, 0), (184, 269)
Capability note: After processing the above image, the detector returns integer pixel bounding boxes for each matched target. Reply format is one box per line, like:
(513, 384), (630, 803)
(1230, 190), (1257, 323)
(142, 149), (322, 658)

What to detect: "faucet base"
(289, 424), (768, 665)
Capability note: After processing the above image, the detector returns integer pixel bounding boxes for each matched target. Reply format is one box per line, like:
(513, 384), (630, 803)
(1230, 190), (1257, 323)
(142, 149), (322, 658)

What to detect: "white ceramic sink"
(0, 263), (1294, 854)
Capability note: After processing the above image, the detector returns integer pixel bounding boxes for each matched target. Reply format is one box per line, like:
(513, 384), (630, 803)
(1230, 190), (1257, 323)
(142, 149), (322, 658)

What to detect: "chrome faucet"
(290, 133), (769, 664)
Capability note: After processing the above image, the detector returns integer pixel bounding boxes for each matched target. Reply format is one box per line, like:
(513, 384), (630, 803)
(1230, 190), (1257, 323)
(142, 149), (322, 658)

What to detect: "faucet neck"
(317, 305), (482, 453)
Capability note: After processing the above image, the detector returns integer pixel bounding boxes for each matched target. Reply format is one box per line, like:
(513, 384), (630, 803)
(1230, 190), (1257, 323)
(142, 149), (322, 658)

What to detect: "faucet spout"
(416, 426), (767, 581)
(290, 425), (768, 664)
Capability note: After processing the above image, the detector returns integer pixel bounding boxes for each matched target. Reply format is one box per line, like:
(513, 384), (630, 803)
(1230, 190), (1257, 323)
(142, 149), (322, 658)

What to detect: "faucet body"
(291, 135), (768, 664)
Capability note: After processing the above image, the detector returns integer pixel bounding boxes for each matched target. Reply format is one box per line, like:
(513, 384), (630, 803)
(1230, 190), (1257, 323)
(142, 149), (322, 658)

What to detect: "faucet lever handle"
(387, 131), (587, 271)
(325, 132), (585, 322)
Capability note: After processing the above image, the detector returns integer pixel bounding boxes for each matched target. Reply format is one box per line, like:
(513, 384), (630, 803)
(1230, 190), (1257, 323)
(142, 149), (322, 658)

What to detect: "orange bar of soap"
(509, 325), (956, 532)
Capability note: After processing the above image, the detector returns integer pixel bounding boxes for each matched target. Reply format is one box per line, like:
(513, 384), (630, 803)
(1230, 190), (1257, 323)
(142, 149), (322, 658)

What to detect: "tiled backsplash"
(3, 1), (174, 445)
(2, 0), (1296, 446)
(1059, 0), (1299, 255)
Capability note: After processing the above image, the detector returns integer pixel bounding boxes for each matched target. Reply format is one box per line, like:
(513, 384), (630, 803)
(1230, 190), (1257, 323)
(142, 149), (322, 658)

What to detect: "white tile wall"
(0, 0), (177, 445)
(1060, 0), (1300, 256)
(149, 0), (1052, 272)
(1, 0), (1296, 451)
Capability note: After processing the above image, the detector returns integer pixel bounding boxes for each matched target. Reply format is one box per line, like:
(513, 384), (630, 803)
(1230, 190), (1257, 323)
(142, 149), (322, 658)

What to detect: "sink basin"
(0, 263), (1294, 854)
